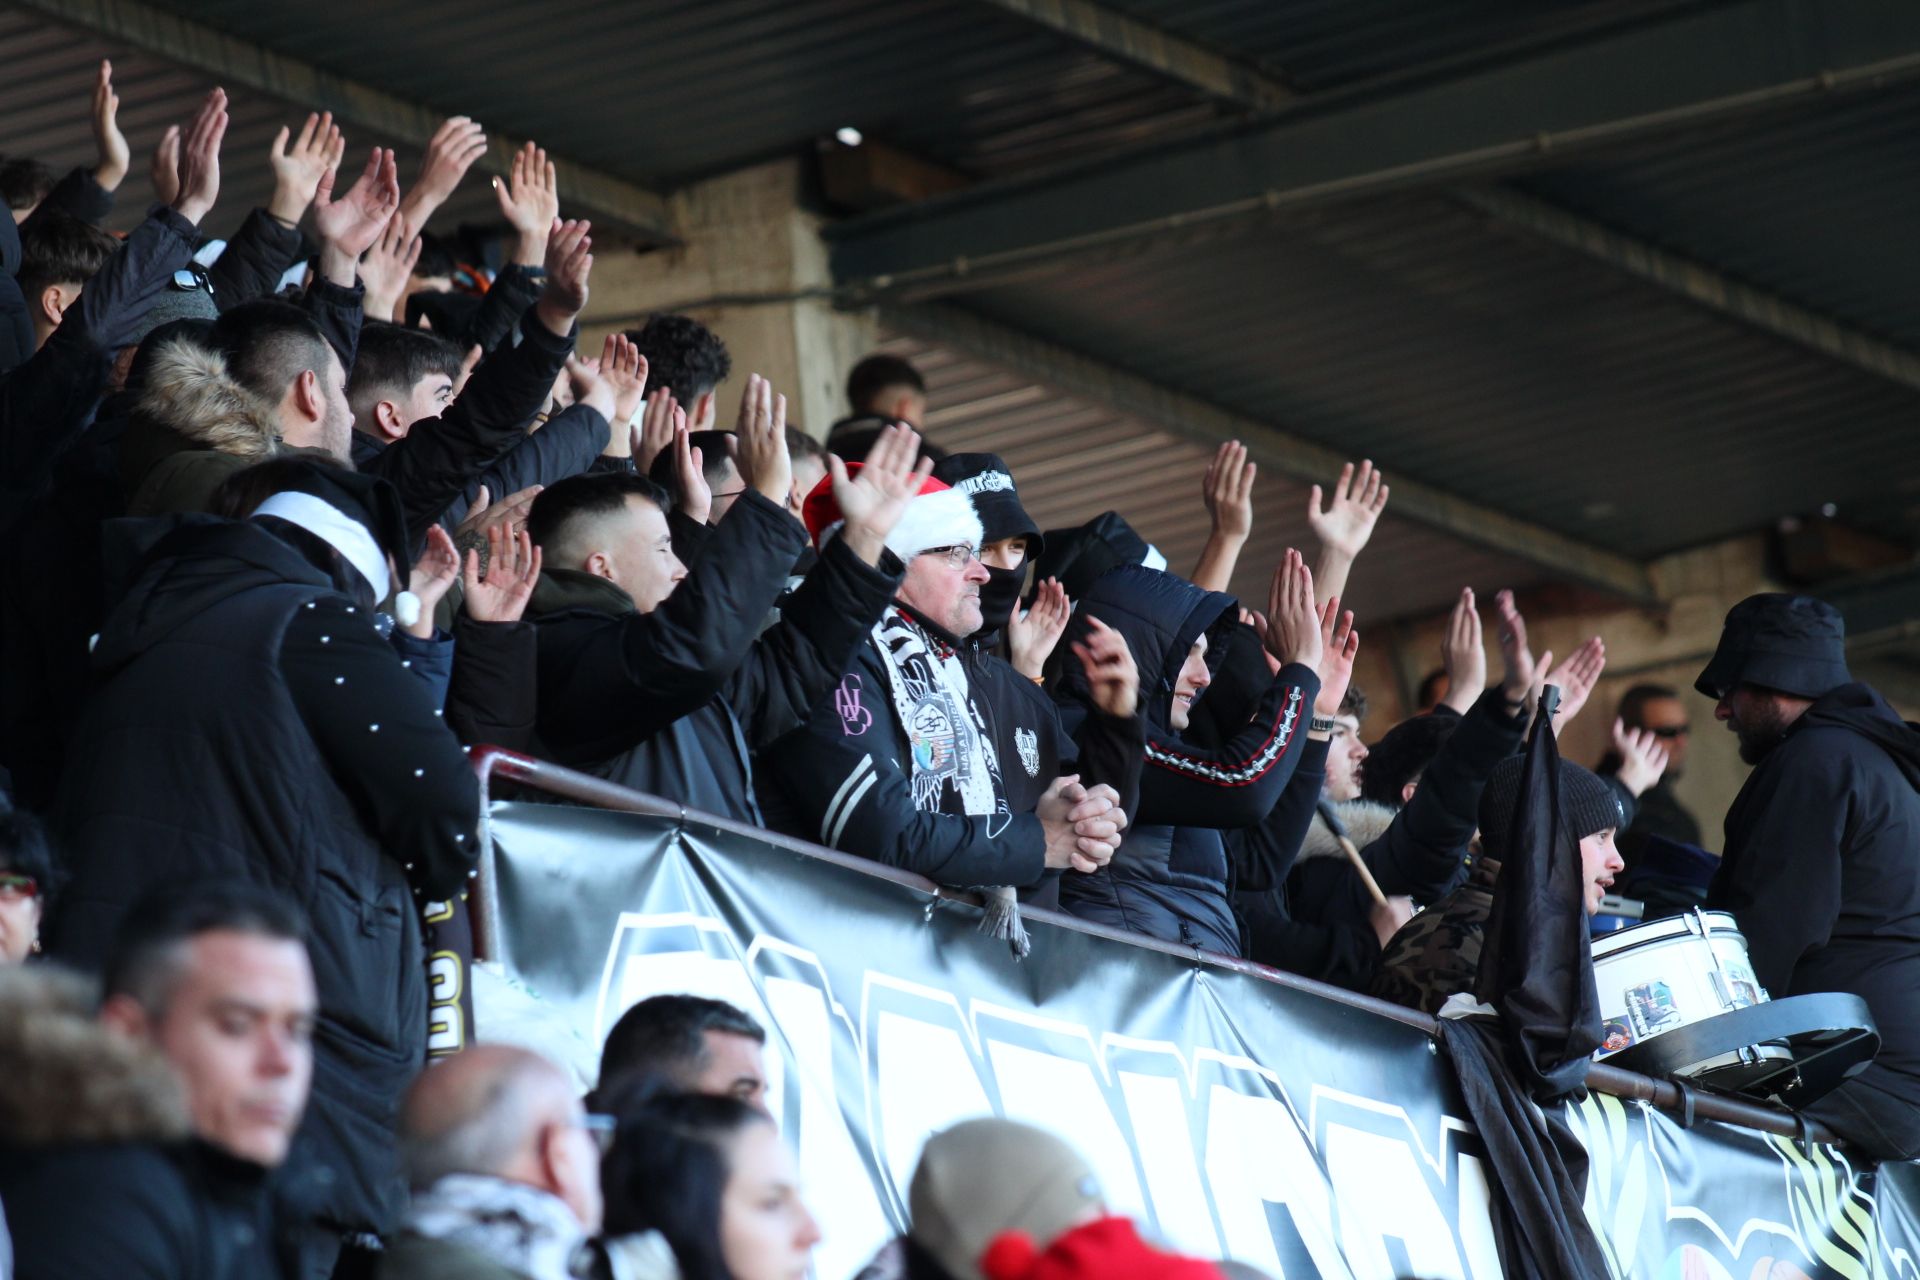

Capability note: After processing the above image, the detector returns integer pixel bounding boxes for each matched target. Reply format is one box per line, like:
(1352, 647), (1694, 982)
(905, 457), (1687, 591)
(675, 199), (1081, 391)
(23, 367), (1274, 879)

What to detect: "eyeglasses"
(919, 543), (981, 570)
(0, 872), (40, 901)
(576, 1112), (618, 1154)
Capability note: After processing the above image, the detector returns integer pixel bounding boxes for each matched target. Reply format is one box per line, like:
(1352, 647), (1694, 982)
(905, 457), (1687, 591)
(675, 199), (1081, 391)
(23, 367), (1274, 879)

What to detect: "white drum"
(1591, 908), (1787, 1071)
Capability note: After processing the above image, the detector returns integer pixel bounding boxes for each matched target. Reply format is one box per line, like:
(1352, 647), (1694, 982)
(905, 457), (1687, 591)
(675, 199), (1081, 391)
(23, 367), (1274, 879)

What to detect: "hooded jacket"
(0, 966), (296, 1278)
(527, 493), (901, 823)
(1054, 566), (1318, 957)
(48, 514), (482, 1239)
(1707, 682), (1920, 1109)
(120, 336), (281, 517)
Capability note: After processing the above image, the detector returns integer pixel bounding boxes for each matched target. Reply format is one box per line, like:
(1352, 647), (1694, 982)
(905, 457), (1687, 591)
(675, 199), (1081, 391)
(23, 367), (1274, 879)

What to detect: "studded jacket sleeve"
(282, 596), (481, 900)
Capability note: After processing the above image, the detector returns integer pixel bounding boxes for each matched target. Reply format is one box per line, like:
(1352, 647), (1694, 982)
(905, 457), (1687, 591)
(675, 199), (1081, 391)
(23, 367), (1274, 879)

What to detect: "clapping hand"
(1307, 460), (1389, 560)
(404, 525), (461, 638)
(1312, 597), (1359, 718)
(1611, 718), (1670, 797)
(1533, 636), (1606, 733)
(91, 61), (130, 192)
(1203, 440), (1255, 542)
(632, 388), (681, 474)
(463, 523), (543, 625)
(598, 332), (650, 429)
(314, 148), (401, 283)
(534, 219), (592, 336)
(733, 374), (793, 508)
(494, 141), (559, 266)
(402, 116), (487, 224)
(1070, 617), (1139, 720)
(268, 111), (345, 225)
(171, 88), (229, 227)
(828, 422), (932, 562)
(358, 210), (422, 323)
(1260, 549), (1323, 671)
(1010, 577), (1072, 680)
(1439, 587), (1486, 713)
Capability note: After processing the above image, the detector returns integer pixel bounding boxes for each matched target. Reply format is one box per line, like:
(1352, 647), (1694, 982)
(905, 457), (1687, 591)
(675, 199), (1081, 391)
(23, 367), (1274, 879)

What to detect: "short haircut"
(646, 429), (737, 498)
(0, 808), (56, 906)
(347, 322), (464, 422)
(1414, 667), (1448, 711)
(624, 315), (731, 404)
(0, 156), (58, 213)
(1339, 684), (1369, 724)
(599, 994), (764, 1096)
(786, 426), (828, 466)
(412, 232), (457, 281)
(600, 1090), (771, 1276)
(210, 299), (336, 404)
(398, 1050), (568, 1189)
(102, 881), (308, 1019)
(1618, 683), (1682, 728)
(1359, 712), (1461, 808)
(17, 213), (120, 299)
(527, 471), (673, 561)
(846, 353), (925, 413)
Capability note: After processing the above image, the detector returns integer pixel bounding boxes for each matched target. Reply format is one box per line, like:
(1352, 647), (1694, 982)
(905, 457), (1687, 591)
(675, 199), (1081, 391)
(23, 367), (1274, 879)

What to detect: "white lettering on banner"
(581, 911), (1494, 1275)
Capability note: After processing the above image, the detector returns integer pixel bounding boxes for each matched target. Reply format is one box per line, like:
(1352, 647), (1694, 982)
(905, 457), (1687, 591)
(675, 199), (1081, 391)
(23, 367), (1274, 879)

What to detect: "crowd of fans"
(5, 60), (1919, 1279)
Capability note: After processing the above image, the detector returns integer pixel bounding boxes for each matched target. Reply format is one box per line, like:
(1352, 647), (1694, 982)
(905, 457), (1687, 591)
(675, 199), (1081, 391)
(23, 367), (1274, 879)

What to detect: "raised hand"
(358, 210), (422, 323)
(827, 421), (931, 561)
(402, 116), (487, 224)
(267, 110), (345, 225)
(494, 140), (559, 266)
(564, 352), (615, 422)
(1308, 460), (1390, 560)
(1610, 717), (1670, 797)
(172, 88), (229, 227)
(150, 124), (182, 207)
(1494, 589), (1536, 707)
(733, 373), (793, 508)
(91, 61), (130, 192)
(313, 147), (402, 265)
(533, 218), (592, 336)
(632, 387), (680, 474)
(1070, 616), (1139, 720)
(598, 332), (650, 428)
(1440, 587), (1487, 713)
(1203, 440), (1255, 542)
(405, 525), (461, 638)
(454, 482), (542, 548)
(1261, 549), (1323, 671)
(1535, 635), (1606, 733)
(670, 423), (710, 525)
(1010, 577), (1072, 680)
(1312, 597), (1359, 718)
(463, 523), (543, 625)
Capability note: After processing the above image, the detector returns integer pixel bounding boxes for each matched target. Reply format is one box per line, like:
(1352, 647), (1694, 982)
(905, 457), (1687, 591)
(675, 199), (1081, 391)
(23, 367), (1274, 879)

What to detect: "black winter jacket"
(529, 497), (900, 822)
(1054, 565), (1318, 956)
(1708, 683), (1920, 1109)
(48, 516), (482, 1238)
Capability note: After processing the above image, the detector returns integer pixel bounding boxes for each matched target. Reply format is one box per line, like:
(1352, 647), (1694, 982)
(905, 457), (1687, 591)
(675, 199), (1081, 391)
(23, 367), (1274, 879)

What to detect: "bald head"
(399, 1044), (603, 1231)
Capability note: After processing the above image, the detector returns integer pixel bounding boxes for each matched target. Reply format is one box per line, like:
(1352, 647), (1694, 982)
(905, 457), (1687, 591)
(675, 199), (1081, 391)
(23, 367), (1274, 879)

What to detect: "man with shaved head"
(380, 1045), (604, 1280)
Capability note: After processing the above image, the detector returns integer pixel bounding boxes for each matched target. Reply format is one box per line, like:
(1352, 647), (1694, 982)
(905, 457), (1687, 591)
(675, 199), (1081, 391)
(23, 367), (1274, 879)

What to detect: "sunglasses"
(0, 872), (40, 901)
(919, 543), (981, 570)
(170, 263), (214, 294)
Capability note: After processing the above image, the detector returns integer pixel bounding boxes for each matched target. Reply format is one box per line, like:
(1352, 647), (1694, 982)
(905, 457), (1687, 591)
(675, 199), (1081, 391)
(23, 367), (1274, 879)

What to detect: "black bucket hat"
(1695, 593), (1850, 700)
(932, 452), (1044, 560)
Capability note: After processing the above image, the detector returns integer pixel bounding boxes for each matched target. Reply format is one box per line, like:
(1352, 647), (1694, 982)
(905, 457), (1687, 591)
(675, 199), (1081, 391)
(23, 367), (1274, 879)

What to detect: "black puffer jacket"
(1054, 566), (1318, 956)
(48, 515), (481, 1239)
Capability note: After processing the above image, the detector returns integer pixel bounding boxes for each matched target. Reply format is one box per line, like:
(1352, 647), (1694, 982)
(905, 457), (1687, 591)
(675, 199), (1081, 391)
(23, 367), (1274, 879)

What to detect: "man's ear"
(36, 284), (70, 328)
(1401, 780), (1419, 807)
(584, 549), (615, 581)
(694, 390), (717, 431)
(98, 992), (153, 1042)
(374, 398), (408, 442)
(294, 368), (325, 423)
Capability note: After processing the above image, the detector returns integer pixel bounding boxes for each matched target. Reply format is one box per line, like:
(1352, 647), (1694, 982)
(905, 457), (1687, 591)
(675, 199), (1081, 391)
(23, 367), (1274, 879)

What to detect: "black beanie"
(1477, 755), (1622, 860)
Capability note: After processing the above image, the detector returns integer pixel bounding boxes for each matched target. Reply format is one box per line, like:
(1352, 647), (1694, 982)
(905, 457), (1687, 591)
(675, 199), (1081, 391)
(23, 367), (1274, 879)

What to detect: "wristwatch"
(1310, 715), (1337, 733)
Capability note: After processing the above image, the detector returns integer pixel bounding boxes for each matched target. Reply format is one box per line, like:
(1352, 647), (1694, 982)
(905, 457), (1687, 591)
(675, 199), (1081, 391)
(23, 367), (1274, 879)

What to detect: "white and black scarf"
(872, 608), (1030, 955)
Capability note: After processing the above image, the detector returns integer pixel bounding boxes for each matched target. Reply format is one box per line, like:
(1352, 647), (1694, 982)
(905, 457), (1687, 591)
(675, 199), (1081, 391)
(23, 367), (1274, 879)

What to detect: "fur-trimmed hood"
(135, 337), (279, 460)
(1296, 798), (1397, 863)
(0, 964), (190, 1149)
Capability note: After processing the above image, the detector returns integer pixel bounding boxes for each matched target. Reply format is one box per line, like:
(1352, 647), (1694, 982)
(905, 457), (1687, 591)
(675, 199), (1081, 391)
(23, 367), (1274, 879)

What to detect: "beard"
(1732, 705), (1796, 765)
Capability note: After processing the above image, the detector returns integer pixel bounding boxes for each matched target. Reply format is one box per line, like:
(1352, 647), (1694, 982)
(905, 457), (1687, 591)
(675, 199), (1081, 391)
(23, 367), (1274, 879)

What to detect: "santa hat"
(803, 466), (984, 564)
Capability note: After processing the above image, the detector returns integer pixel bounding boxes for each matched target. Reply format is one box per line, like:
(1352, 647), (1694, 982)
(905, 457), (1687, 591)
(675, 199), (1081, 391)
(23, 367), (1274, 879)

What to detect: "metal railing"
(470, 745), (1833, 1145)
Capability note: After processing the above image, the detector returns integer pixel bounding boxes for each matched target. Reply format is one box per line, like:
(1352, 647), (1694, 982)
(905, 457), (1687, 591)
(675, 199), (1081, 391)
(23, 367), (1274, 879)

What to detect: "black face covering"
(979, 563), (1026, 636)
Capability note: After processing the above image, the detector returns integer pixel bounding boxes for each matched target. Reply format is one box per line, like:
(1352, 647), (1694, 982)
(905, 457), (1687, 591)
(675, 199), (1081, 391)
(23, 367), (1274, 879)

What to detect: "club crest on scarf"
(1016, 727), (1040, 778)
(874, 611), (1009, 823)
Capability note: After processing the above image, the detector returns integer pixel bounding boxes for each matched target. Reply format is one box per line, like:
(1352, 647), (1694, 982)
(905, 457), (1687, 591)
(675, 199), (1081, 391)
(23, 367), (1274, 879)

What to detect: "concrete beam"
(17, 0), (676, 242)
(830, 0), (1920, 295)
(886, 302), (1657, 601)
(972, 0), (1293, 112)
(1456, 187), (1920, 394)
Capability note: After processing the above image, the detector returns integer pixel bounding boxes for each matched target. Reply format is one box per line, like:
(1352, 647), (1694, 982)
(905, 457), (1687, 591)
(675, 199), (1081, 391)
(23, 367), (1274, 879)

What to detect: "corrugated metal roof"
(0, 6), (505, 235)
(1094, 0), (1709, 91)
(879, 332), (1550, 624)
(128, 0), (1230, 184)
(952, 185), (1920, 560)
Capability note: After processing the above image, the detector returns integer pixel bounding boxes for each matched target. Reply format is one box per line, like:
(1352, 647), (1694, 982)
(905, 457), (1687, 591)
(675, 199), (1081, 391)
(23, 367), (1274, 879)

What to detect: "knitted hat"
(979, 1217), (1223, 1280)
(910, 1119), (1104, 1280)
(933, 452), (1044, 559)
(1477, 755), (1622, 859)
(1695, 592), (1850, 700)
(123, 273), (220, 348)
(802, 467), (983, 563)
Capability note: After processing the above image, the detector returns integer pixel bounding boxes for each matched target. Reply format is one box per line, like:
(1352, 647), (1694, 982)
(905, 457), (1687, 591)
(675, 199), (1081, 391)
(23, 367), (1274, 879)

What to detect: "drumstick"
(1315, 801), (1389, 908)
